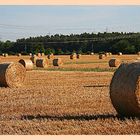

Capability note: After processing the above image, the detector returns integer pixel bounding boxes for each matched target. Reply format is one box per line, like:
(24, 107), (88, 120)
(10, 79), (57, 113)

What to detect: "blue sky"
(0, 6), (140, 41)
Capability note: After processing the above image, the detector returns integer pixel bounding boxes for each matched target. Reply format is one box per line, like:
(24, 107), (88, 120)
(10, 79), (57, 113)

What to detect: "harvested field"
(0, 55), (140, 135)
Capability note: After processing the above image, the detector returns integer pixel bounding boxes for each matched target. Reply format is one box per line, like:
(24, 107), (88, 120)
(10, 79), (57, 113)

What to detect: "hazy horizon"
(0, 5), (140, 41)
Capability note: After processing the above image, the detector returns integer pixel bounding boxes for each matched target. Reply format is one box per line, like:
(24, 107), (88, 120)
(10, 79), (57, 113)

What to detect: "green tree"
(33, 44), (45, 54)
(45, 48), (55, 54)
(55, 48), (64, 55)
(112, 40), (135, 54)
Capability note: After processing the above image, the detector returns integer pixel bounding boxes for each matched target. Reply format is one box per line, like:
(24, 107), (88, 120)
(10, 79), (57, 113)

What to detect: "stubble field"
(0, 54), (140, 135)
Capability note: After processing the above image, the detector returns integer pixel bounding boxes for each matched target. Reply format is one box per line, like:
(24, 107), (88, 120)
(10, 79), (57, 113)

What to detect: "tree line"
(0, 32), (140, 55)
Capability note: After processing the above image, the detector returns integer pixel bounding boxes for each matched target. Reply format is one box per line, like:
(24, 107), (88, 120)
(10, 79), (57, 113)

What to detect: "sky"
(0, 5), (140, 41)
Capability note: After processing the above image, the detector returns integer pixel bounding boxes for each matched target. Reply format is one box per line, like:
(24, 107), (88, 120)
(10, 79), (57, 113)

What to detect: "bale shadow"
(0, 84), (7, 88)
(21, 114), (138, 121)
(84, 85), (109, 88)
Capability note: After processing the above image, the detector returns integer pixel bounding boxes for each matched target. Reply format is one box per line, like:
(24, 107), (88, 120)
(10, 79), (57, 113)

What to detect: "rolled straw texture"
(19, 59), (33, 71)
(110, 62), (140, 117)
(0, 62), (26, 88)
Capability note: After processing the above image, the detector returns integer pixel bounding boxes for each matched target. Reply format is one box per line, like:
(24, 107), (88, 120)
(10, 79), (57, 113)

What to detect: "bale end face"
(36, 58), (49, 68)
(109, 58), (121, 67)
(19, 59), (33, 71)
(77, 54), (81, 59)
(105, 53), (109, 57)
(30, 55), (38, 63)
(17, 53), (21, 57)
(4, 53), (8, 57)
(41, 53), (45, 56)
(0, 62), (26, 88)
(110, 62), (140, 117)
(118, 52), (122, 55)
(99, 54), (105, 59)
(137, 52), (140, 55)
(53, 58), (63, 66)
(48, 54), (54, 59)
(70, 54), (76, 59)
(29, 53), (32, 56)
(37, 53), (41, 57)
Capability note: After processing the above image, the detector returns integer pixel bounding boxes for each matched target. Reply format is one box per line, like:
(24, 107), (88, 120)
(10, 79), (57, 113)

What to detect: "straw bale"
(30, 55), (38, 63)
(77, 54), (81, 59)
(37, 53), (41, 57)
(70, 54), (76, 59)
(0, 62), (26, 87)
(48, 53), (54, 59)
(4, 53), (8, 57)
(53, 58), (63, 66)
(36, 58), (49, 68)
(17, 53), (21, 57)
(109, 58), (121, 67)
(41, 53), (45, 56)
(19, 59), (33, 71)
(105, 53), (109, 57)
(137, 52), (140, 55)
(118, 52), (122, 55)
(99, 54), (105, 59)
(110, 62), (140, 117)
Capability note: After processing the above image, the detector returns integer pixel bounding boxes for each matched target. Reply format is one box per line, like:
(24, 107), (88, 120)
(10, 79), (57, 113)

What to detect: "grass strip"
(34, 67), (116, 72)
(65, 61), (107, 65)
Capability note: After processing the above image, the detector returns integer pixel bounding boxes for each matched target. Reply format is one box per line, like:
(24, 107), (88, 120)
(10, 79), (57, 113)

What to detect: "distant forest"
(0, 32), (140, 55)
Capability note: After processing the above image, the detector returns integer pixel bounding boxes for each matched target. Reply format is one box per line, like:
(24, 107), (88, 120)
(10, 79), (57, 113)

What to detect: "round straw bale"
(2, 53), (4, 56)
(118, 52), (122, 55)
(17, 53), (21, 57)
(99, 54), (105, 59)
(73, 52), (76, 55)
(105, 53), (109, 57)
(137, 52), (140, 55)
(110, 62), (140, 117)
(37, 53), (41, 57)
(41, 53), (45, 56)
(30, 55), (38, 63)
(48, 53), (54, 59)
(109, 52), (112, 55)
(0, 62), (26, 88)
(4, 53), (8, 57)
(109, 58), (121, 67)
(77, 54), (81, 59)
(91, 52), (94, 55)
(53, 58), (63, 66)
(70, 54), (76, 59)
(29, 53), (32, 56)
(19, 59), (33, 71)
(36, 58), (49, 68)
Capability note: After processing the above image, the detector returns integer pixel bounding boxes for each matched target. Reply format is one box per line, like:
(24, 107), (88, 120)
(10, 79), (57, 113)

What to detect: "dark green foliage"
(45, 48), (55, 55)
(112, 40), (136, 54)
(0, 32), (140, 55)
